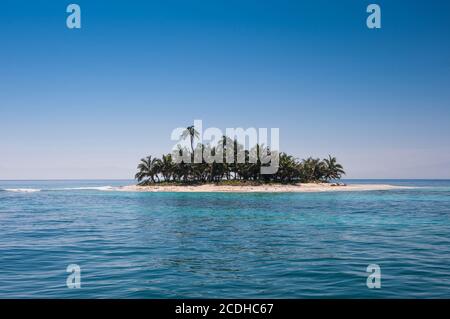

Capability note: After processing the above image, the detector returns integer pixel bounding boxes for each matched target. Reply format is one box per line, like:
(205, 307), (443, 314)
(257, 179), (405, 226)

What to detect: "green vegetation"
(135, 127), (345, 185)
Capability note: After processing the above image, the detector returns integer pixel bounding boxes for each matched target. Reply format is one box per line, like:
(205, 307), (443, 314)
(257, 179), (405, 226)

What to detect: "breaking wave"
(1, 186), (119, 193)
(2, 188), (41, 193)
(59, 186), (116, 191)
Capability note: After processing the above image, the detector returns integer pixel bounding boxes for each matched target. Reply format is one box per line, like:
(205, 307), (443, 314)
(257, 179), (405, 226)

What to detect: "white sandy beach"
(116, 183), (410, 193)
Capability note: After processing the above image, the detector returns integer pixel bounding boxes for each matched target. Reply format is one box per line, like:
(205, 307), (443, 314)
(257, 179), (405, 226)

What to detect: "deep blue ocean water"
(0, 179), (449, 298)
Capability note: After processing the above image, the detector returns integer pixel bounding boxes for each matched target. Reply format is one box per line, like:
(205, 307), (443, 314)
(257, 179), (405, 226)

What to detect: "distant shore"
(117, 183), (410, 193)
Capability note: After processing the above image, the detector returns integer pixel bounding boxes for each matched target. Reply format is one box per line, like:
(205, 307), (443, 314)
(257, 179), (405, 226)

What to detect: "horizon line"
(1, 178), (450, 181)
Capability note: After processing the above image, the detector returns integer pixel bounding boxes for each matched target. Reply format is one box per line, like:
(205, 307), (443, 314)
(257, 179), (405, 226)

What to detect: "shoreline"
(116, 183), (412, 193)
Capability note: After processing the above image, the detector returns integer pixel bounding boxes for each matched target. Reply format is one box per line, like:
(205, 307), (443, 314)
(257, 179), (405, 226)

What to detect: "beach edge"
(115, 183), (412, 193)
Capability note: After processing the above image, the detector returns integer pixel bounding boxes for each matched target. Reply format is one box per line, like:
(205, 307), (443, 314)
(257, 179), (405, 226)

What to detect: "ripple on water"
(0, 181), (450, 298)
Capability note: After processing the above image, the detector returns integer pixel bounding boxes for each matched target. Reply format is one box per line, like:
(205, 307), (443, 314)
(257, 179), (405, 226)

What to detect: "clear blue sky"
(1, 0), (450, 179)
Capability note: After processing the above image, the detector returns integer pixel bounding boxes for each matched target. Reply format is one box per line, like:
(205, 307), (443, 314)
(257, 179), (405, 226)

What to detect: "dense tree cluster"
(135, 129), (345, 185)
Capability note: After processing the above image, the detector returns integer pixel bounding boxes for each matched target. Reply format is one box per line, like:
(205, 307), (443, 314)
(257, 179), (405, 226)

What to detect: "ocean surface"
(0, 179), (449, 298)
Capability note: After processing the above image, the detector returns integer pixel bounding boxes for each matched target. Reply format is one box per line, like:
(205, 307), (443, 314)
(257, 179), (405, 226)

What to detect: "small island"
(126, 126), (407, 193)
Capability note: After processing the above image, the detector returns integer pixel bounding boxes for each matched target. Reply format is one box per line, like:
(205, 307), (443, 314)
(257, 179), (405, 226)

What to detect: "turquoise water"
(0, 180), (449, 298)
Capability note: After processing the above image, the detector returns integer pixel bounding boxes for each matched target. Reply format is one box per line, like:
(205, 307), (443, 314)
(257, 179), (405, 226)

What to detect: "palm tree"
(181, 125), (200, 155)
(232, 138), (244, 180)
(277, 153), (300, 183)
(218, 135), (234, 180)
(323, 155), (345, 181)
(301, 157), (325, 182)
(135, 156), (160, 185)
(160, 154), (175, 181)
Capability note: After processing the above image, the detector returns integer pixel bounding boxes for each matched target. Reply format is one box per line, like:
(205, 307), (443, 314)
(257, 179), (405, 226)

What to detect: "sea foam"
(3, 188), (41, 193)
(60, 186), (115, 191)
(1, 186), (117, 193)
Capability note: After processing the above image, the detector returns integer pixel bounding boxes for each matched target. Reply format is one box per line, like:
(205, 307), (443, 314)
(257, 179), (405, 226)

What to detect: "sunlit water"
(0, 180), (449, 298)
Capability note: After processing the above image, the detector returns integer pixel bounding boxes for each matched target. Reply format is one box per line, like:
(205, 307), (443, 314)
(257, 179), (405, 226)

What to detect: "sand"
(115, 183), (411, 193)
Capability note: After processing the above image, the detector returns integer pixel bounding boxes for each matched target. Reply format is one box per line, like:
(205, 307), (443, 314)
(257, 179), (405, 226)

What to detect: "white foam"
(1, 186), (120, 193)
(60, 186), (116, 191)
(4, 188), (41, 193)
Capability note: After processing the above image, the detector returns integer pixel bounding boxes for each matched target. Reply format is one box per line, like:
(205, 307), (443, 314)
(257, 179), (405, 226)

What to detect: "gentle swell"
(0, 180), (450, 298)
